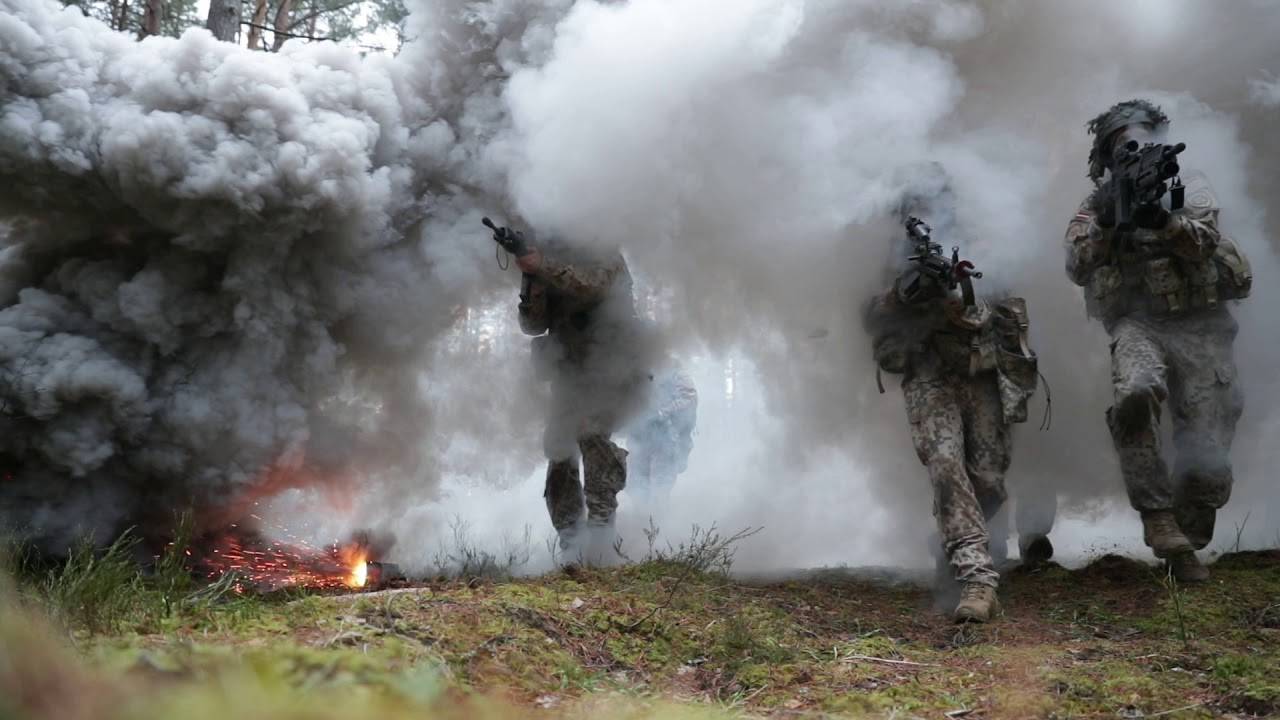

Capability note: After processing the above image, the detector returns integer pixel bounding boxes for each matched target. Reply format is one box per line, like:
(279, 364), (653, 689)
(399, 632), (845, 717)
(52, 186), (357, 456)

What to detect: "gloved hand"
(1132, 203), (1171, 230)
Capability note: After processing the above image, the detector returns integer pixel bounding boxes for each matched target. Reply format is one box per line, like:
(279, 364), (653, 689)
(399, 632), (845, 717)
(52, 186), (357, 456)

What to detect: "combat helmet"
(1086, 99), (1169, 181)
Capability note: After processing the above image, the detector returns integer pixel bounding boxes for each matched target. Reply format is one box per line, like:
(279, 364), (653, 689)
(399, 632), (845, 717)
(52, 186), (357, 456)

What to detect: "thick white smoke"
(422, 0), (1280, 571)
(1, 0), (1278, 572)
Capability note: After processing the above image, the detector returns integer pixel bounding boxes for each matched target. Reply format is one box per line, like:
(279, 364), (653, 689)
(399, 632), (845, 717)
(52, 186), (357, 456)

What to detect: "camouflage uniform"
(868, 290), (1038, 588)
(519, 242), (644, 551)
(626, 366), (698, 507)
(1065, 170), (1251, 549)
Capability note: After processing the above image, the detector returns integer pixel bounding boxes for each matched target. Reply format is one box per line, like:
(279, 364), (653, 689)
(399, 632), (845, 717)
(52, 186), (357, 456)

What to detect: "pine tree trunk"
(138, 0), (163, 38)
(245, 0), (269, 49)
(269, 0), (293, 51)
(205, 0), (240, 42)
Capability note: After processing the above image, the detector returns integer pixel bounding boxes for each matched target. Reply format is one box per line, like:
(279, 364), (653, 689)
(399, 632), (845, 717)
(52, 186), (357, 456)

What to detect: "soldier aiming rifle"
(1065, 99), (1252, 583)
(866, 205), (1040, 624)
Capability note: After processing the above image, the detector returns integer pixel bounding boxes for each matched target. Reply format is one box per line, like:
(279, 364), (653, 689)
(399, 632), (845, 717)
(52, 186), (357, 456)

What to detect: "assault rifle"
(482, 216), (531, 257)
(897, 216), (982, 306)
(481, 216), (537, 309)
(1110, 140), (1186, 231)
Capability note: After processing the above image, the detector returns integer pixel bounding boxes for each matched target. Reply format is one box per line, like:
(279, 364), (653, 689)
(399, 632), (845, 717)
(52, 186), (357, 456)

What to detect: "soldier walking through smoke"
(1065, 100), (1252, 582)
(867, 200), (1040, 623)
(625, 360), (698, 510)
(483, 217), (646, 563)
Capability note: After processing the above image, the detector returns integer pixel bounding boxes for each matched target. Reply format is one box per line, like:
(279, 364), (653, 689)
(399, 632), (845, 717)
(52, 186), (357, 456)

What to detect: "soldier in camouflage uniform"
(868, 213), (1040, 623)
(505, 230), (645, 561)
(626, 362), (698, 509)
(1065, 100), (1252, 581)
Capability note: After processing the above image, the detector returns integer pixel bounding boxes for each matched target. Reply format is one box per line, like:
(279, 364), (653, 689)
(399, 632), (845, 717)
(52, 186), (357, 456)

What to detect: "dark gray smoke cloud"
(0, 0), (580, 549)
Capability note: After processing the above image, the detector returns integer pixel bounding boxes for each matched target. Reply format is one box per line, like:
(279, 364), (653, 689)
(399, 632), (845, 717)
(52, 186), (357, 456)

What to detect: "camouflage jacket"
(518, 242), (636, 366)
(1064, 170), (1252, 327)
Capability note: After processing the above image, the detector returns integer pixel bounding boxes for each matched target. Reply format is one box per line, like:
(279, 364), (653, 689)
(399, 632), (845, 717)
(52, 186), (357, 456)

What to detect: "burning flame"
(345, 549), (369, 588)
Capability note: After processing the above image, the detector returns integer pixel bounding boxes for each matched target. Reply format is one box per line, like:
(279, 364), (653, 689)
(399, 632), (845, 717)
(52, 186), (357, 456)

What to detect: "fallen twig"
(840, 653), (937, 668)
(623, 564), (697, 631)
(1146, 702), (1205, 718)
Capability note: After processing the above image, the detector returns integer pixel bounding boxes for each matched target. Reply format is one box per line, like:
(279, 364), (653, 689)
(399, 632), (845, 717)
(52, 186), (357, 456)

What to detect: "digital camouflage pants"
(905, 371), (1012, 588)
(1106, 310), (1243, 549)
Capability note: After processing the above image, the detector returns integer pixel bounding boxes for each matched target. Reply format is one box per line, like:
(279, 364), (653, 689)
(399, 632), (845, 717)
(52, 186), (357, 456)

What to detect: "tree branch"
(239, 19), (327, 42)
(286, 0), (363, 31)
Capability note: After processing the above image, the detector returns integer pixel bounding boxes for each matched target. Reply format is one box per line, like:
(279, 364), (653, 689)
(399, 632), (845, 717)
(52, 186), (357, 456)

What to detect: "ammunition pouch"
(873, 334), (908, 375)
(996, 352), (1038, 424)
(1143, 257), (1186, 315)
(1184, 255), (1220, 311)
(992, 297), (1038, 425)
(1212, 236), (1252, 302)
(1085, 265), (1124, 322)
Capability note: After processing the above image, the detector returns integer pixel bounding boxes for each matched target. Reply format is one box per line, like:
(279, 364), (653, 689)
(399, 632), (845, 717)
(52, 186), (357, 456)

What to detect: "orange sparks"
(196, 530), (374, 593)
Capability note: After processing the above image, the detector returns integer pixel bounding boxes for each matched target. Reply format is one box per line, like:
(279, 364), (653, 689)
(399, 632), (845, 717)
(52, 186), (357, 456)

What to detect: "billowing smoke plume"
(0, 0), (579, 549)
(487, 0), (1280, 568)
(2, 0), (1278, 569)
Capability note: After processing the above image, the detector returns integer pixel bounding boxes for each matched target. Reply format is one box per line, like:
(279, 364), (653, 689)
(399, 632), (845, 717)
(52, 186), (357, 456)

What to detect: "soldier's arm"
(532, 250), (622, 306)
(1064, 201), (1113, 287)
(1155, 205), (1221, 261)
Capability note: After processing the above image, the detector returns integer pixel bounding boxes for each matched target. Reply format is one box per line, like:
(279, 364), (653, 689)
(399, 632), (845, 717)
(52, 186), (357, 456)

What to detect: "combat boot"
(1167, 552), (1210, 583)
(1141, 511), (1194, 559)
(953, 582), (1000, 624)
(1018, 534), (1054, 567)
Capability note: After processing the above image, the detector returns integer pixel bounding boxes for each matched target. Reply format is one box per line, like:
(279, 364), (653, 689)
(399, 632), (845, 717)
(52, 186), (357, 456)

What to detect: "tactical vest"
(930, 297), (1039, 424)
(1085, 171), (1252, 323)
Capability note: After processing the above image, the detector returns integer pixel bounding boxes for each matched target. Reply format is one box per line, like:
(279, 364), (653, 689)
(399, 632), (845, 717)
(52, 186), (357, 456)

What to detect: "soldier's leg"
(1106, 320), (1189, 557)
(1169, 322), (1245, 551)
(646, 434), (681, 507)
(961, 376), (1012, 526)
(1015, 491), (1057, 564)
(579, 433), (628, 528)
(544, 459), (584, 552)
(987, 504), (1011, 567)
(1014, 492), (1057, 542)
(544, 382), (585, 553)
(905, 378), (998, 589)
